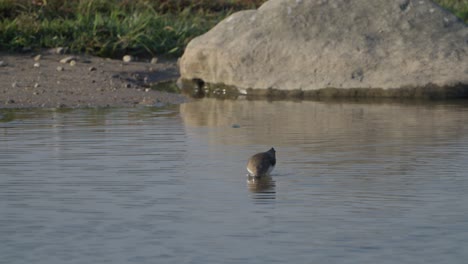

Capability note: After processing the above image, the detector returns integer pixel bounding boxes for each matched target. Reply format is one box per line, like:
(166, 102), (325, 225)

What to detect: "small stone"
(33, 62), (40, 68)
(122, 55), (133, 63)
(69, 60), (76, 66)
(145, 88), (150, 92)
(57, 66), (64, 71)
(124, 83), (132, 88)
(88, 66), (97, 71)
(60, 56), (76, 64)
(0, 61), (5, 67)
(55, 47), (66, 54)
(34, 54), (42, 61)
(34, 83), (40, 88)
(150, 57), (158, 64)
(11, 82), (17, 88)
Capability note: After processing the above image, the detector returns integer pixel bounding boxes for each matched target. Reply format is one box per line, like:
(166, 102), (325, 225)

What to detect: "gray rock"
(150, 57), (158, 64)
(34, 54), (42, 61)
(0, 61), (6, 67)
(179, 0), (468, 96)
(69, 60), (77, 66)
(33, 62), (40, 68)
(56, 66), (64, 72)
(60, 56), (77, 64)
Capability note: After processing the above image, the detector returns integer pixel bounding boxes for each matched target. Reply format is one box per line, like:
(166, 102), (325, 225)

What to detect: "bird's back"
(247, 148), (276, 177)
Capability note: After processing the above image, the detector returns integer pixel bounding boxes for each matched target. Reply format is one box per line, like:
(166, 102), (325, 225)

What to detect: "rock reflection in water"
(247, 176), (276, 200)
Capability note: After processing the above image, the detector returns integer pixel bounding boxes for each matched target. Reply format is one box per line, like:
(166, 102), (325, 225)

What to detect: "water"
(1, 99), (468, 264)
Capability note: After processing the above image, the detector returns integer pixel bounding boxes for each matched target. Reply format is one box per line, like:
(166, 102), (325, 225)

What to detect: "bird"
(246, 147), (276, 177)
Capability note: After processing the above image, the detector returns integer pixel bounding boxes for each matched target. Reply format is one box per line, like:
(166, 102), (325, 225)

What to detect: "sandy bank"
(0, 51), (186, 109)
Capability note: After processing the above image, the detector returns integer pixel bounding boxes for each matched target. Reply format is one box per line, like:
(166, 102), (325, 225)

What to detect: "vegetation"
(436, 0), (468, 21)
(0, 0), (264, 57)
(0, 0), (466, 58)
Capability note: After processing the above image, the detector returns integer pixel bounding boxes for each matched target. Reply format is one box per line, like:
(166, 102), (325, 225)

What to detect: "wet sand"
(0, 51), (186, 108)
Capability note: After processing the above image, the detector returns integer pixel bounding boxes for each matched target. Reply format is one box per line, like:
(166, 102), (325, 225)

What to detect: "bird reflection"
(247, 176), (276, 200)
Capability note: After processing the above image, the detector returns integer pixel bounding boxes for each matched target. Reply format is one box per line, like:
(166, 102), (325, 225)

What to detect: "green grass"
(0, 0), (466, 58)
(436, 0), (468, 21)
(0, 0), (256, 57)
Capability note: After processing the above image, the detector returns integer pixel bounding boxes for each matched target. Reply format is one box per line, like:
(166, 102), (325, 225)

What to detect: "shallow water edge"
(177, 78), (468, 100)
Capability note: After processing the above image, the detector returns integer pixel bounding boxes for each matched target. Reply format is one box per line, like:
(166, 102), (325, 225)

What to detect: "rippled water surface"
(1, 99), (468, 264)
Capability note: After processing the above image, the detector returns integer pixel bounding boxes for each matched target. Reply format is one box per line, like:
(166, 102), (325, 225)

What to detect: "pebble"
(69, 60), (76, 66)
(56, 47), (68, 54)
(34, 54), (42, 61)
(88, 66), (97, 71)
(60, 56), (76, 64)
(34, 83), (40, 88)
(124, 83), (132, 88)
(0, 61), (5, 67)
(145, 88), (150, 92)
(123, 55), (133, 63)
(57, 66), (64, 71)
(33, 62), (40, 68)
(11, 82), (17, 88)
(150, 57), (158, 64)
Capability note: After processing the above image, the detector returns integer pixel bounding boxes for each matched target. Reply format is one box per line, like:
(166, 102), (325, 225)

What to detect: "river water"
(1, 98), (468, 264)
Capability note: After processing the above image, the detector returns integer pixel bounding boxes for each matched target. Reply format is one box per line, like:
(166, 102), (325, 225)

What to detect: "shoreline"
(0, 51), (187, 109)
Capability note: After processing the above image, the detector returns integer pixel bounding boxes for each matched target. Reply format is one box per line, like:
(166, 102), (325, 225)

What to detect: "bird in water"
(246, 147), (276, 177)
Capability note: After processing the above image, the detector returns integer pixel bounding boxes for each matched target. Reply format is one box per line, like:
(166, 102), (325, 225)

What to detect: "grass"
(436, 0), (468, 21)
(0, 0), (466, 58)
(0, 0), (262, 57)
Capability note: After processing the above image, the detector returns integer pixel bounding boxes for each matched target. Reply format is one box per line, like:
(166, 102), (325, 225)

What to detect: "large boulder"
(179, 0), (468, 98)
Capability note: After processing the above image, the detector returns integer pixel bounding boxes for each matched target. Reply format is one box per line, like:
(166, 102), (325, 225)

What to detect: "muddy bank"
(0, 51), (186, 108)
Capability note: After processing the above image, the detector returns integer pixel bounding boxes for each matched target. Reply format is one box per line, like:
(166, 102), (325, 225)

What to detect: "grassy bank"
(0, 0), (466, 58)
(0, 0), (264, 57)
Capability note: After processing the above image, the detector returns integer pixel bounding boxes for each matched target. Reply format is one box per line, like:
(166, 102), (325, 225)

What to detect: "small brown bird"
(246, 148), (276, 177)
